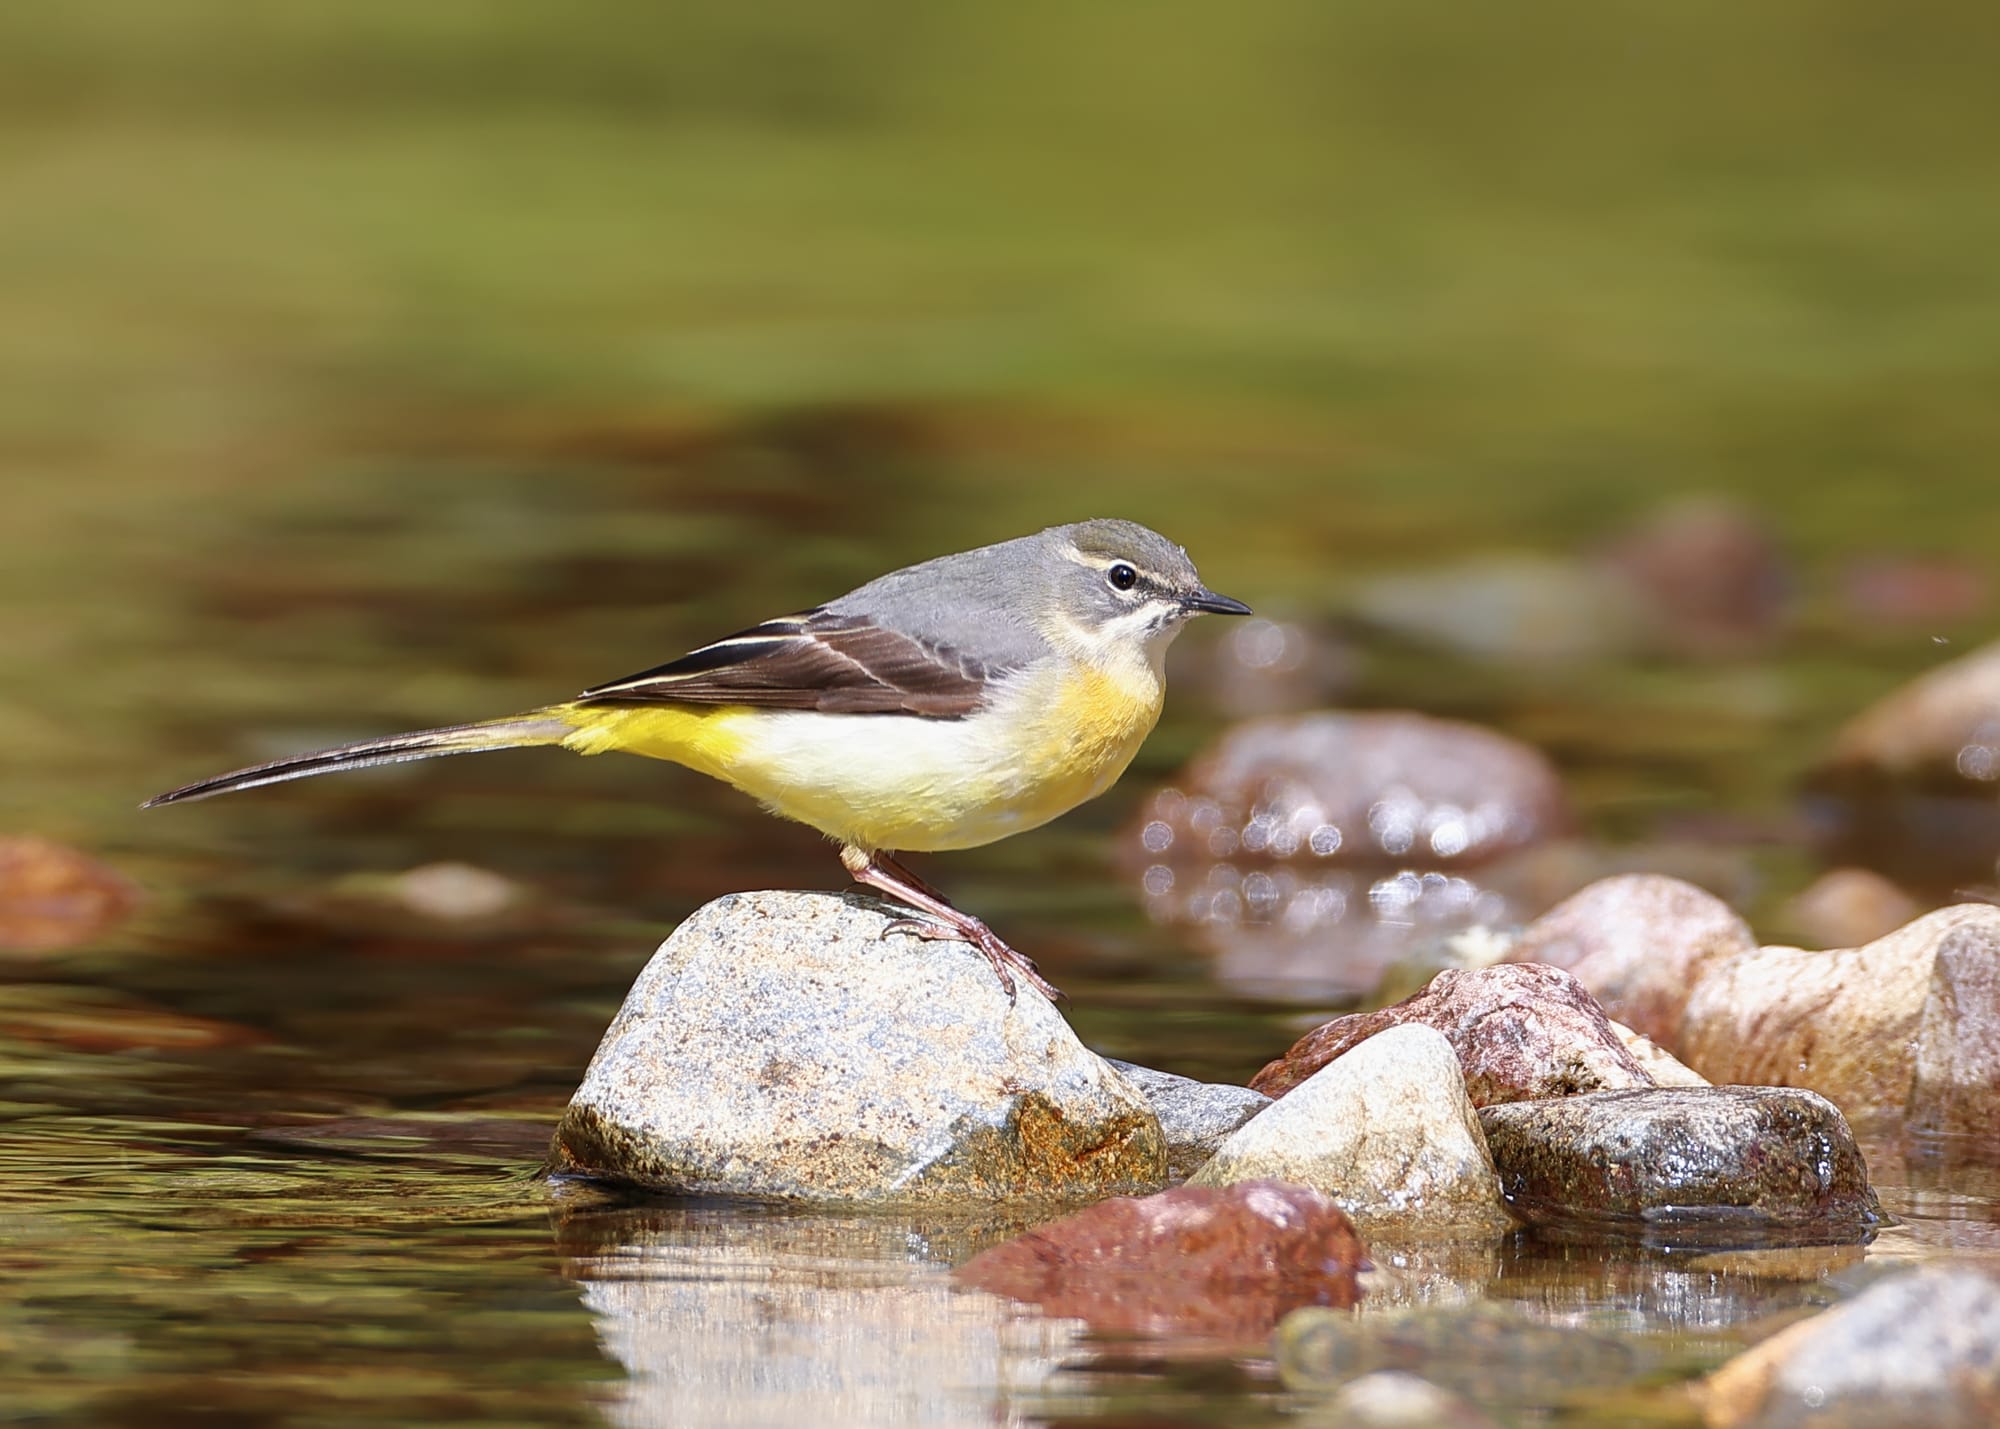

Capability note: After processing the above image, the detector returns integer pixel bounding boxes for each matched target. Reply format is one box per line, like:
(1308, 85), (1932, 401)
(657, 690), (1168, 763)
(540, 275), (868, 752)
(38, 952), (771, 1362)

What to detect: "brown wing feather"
(574, 611), (998, 717)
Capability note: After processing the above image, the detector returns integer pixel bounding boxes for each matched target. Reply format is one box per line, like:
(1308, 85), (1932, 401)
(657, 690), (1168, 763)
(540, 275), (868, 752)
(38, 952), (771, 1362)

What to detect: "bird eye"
(1107, 563), (1139, 592)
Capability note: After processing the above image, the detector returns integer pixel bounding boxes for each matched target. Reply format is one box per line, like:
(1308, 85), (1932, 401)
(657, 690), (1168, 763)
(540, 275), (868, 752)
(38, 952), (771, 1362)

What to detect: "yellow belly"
(552, 659), (1163, 853)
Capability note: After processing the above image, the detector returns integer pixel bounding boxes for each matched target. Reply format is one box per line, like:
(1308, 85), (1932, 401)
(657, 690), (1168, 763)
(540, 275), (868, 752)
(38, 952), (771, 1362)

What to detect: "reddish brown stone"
(955, 1180), (1365, 1340)
(1250, 963), (1652, 1104)
(1501, 874), (1755, 1045)
(0, 836), (141, 953)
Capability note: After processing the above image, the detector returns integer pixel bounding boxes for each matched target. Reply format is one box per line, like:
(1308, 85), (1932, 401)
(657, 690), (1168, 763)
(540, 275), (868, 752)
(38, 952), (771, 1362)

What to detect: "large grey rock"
(1104, 1059), (1269, 1180)
(549, 891), (1166, 1203)
(1701, 1267), (2000, 1428)
(1190, 1024), (1514, 1235)
(1477, 1087), (1879, 1239)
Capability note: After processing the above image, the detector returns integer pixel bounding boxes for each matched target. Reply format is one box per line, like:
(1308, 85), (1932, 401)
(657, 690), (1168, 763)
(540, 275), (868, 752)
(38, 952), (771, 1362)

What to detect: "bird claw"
(880, 916), (952, 943)
(878, 915), (1061, 1005)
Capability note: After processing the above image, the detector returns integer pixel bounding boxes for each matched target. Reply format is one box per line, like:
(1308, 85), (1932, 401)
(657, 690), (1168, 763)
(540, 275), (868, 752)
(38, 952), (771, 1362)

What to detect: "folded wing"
(574, 611), (1008, 717)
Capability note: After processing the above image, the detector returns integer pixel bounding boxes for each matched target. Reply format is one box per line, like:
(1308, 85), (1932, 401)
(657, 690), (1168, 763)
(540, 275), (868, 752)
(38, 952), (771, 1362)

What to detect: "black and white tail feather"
(139, 715), (572, 808)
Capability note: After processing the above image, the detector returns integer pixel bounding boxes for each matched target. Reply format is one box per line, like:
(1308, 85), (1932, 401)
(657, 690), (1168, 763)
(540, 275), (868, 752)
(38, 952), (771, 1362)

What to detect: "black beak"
(1184, 587), (1253, 617)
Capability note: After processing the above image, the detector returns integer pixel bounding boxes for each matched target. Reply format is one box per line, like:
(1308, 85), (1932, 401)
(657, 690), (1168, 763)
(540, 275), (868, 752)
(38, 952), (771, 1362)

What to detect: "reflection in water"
(555, 1200), (1080, 1429)
(1148, 861), (1521, 1001)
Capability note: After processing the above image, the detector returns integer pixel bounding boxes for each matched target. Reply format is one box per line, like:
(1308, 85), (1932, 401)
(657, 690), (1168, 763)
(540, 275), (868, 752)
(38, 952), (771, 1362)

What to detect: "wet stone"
(1192, 1024), (1514, 1235)
(1677, 903), (2000, 1139)
(1501, 873), (1756, 1046)
(1103, 1059), (1269, 1181)
(1251, 962), (1654, 1105)
(954, 1179), (1364, 1341)
(548, 891), (1167, 1203)
(1701, 1266), (2000, 1428)
(1477, 1087), (1879, 1241)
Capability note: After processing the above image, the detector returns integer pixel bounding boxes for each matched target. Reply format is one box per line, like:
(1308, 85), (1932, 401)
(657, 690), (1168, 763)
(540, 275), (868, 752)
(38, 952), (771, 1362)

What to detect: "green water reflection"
(5, 2), (2000, 1424)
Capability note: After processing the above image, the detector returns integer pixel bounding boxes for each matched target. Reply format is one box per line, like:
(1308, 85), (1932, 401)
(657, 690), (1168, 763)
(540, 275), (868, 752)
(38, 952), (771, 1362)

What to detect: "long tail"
(141, 712), (575, 808)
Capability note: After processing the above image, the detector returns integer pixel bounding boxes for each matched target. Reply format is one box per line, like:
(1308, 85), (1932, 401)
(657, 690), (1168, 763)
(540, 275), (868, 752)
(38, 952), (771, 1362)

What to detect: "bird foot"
(879, 916), (1063, 1004)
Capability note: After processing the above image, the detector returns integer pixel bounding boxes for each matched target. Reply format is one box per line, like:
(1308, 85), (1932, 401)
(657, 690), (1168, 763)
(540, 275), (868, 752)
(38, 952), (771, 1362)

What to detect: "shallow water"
(7, 4), (2000, 1425)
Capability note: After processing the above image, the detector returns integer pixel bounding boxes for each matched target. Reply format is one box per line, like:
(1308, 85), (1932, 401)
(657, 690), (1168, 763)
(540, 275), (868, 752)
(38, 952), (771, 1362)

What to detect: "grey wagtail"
(145, 519), (1251, 1001)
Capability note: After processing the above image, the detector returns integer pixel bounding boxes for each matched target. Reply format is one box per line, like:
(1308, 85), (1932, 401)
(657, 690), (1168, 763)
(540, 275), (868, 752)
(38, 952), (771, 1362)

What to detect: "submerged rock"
(1500, 874), (1755, 1046)
(1677, 904), (2000, 1139)
(0, 836), (141, 954)
(549, 891), (1166, 1202)
(1103, 1060), (1269, 1181)
(1701, 1267), (2000, 1428)
(1250, 963), (1654, 1105)
(955, 1179), (1364, 1340)
(1306, 1370), (1499, 1429)
(1278, 1301), (1638, 1406)
(1192, 1025), (1514, 1235)
(1477, 1087), (1878, 1239)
